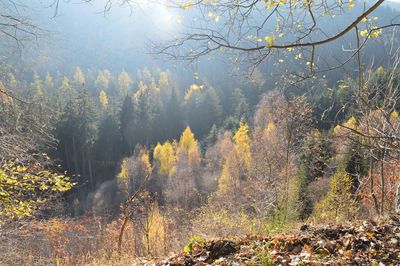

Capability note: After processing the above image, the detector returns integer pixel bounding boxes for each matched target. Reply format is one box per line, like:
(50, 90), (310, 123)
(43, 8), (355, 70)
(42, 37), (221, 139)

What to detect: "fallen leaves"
(137, 216), (400, 265)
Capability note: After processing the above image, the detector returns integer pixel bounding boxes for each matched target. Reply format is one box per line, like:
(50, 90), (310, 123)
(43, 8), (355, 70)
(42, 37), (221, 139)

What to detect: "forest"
(1, 0), (400, 265)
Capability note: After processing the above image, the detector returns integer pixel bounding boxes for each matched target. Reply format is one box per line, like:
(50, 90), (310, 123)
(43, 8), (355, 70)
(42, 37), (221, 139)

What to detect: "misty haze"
(1, 0), (400, 265)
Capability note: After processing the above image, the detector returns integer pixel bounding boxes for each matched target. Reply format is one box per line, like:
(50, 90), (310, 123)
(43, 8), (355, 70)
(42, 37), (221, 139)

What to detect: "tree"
(120, 95), (136, 154)
(31, 73), (44, 98)
(233, 122), (252, 169)
(333, 63), (400, 216)
(230, 88), (249, 121)
(153, 141), (176, 177)
(314, 172), (358, 223)
(297, 129), (332, 219)
(177, 127), (198, 157)
(0, 156), (74, 220)
(73, 66), (86, 87)
(203, 87), (223, 133)
(99, 90), (109, 109)
(118, 69), (133, 96)
(133, 82), (157, 146)
(210, 123), (250, 210)
(166, 127), (201, 209)
(44, 72), (54, 92)
(0, 3), (38, 51)
(162, 88), (184, 141)
(254, 91), (312, 222)
(157, 0), (391, 77)
(95, 71), (109, 92)
(56, 91), (98, 189)
(93, 113), (121, 165)
(158, 71), (169, 88)
(185, 85), (223, 139)
(117, 147), (152, 197)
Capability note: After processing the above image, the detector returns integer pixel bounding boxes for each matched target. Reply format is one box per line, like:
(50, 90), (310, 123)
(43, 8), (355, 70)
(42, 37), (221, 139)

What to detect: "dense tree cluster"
(2, 62), (400, 257)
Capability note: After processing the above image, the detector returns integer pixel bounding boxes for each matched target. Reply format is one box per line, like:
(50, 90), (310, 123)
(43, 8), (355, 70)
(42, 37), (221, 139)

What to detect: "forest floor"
(135, 216), (400, 265)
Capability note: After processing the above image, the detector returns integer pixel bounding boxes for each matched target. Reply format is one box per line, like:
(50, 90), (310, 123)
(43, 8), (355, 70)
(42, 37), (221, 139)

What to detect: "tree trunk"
(118, 215), (129, 254)
(370, 154), (380, 216)
(380, 148), (386, 216)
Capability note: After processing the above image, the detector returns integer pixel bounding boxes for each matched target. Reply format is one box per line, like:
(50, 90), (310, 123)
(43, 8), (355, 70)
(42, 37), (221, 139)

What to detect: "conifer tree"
(163, 88), (184, 141)
(118, 69), (133, 96)
(120, 95), (135, 154)
(73, 66), (86, 87)
(153, 141), (176, 176)
(314, 172), (358, 223)
(99, 90), (109, 109)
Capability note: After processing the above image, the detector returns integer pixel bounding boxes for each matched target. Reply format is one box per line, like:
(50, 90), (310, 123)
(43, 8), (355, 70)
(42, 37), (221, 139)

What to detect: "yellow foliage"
(74, 66), (85, 85)
(95, 71), (109, 90)
(180, 1), (195, 10)
(0, 160), (74, 220)
(59, 76), (71, 92)
(154, 141), (176, 176)
(134, 81), (149, 101)
(44, 72), (53, 88)
(390, 110), (399, 121)
(192, 206), (261, 238)
(142, 202), (166, 256)
(376, 66), (385, 75)
(140, 151), (152, 176)
(8, 73), (17, 88)
(264, 35), (276, 47)
(184, 84), (203, 101)
(369, 26), (382, 38)
(32, 73), (44, 97)
(348, 0), (354, 9)
(233, 122), (251, 168)
(159, 71), (169, 88)
(118, 70), (133, 95)
(117, 158), (129, 193)
(263, 121), (277, 139)
(99, 90), (109, 109)
(117, 150), (151, 195)
(178, 127), (198, 155)
(313, 172), (358, 223)
(345, 116), (357, 129)
(334, 116), (357, 136)
(217, 162), (232, 194)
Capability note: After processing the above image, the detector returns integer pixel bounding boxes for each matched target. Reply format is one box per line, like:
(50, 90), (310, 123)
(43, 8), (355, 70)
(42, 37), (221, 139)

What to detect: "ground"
(136, 216), (400, 265)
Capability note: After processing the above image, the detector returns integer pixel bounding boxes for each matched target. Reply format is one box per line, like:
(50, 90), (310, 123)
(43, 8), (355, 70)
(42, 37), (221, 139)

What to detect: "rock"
(205, 240), (237, 263)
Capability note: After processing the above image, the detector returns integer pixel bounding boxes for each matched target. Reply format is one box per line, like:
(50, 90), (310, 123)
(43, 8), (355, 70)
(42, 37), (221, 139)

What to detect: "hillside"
(137, 217), (400, 265)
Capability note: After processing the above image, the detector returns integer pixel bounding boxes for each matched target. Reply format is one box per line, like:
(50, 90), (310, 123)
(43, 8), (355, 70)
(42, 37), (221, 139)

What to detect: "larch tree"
(118, 69), (133, 96)
(95, 71), (110, 92)
(73, 66), (86, 87)
(153, 141), (176, 177)
(166, 127), (201, 209)
(99, 90), (109, 109)
(31, 73), (44, 98)
(215, 122), (252, 212)
(44, 72), (54, 92)
(314, 172), (359, 223)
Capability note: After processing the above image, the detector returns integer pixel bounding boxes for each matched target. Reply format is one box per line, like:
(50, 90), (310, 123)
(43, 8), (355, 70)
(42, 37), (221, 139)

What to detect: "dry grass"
(0, 216), (140, 266)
